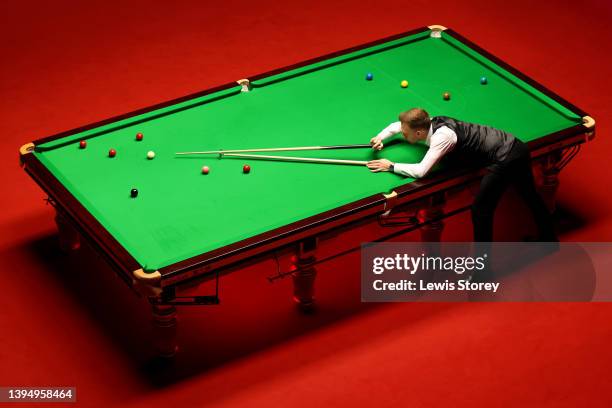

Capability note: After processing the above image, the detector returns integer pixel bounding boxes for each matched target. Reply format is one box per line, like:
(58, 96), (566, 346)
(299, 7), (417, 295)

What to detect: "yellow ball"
(400, 80), (409, 88)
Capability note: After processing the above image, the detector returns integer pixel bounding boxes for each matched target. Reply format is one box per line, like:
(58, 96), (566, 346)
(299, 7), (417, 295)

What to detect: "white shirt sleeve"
(376, 122), (402, 141)
(393, 126), (457, 178)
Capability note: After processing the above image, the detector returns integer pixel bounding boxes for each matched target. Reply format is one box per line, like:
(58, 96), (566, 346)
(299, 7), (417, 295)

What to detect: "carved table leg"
(54, 209), (80, 251)
(151, 304), (178, 358)
(538, 152), (562, 213)
(291, 238), (318, 311)
(417, 194), (446, 243)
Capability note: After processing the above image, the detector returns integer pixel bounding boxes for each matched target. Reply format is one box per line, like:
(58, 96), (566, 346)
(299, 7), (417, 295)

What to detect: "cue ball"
(366, 73), (373, 81)
(400, 80), (409, 88)
(243, 164), (251, 174)
(443, 92), (451, 100)
(79, 140), (87, 149)
(136, 132), (144, 141)
(109, 148), (117, 157)
(147, 151), (155, 159)
(202, 166), (210, 175)
(130, 188), (138, 198)
(480, 76), (488, 85)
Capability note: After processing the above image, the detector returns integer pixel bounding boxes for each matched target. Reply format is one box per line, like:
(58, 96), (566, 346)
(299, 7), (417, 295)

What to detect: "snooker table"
(20, 25), (595, 356)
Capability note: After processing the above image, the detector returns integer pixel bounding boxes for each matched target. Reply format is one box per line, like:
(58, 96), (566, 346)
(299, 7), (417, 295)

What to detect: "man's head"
(399, 108), (430, 143)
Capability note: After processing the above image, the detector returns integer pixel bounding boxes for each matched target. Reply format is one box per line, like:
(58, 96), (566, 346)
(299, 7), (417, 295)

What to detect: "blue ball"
(480, 76), (488, 85)
(366, 73), (373, 81)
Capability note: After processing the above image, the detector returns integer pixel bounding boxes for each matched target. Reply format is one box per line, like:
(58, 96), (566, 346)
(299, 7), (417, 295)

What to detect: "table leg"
(151, 304), (178, 358)
(291, 238), (318, 311)
(54, 209), (80, 251)
(538, 152), (562, 213)
(417, 195), (446, 242)
(417, 198), (445, 283)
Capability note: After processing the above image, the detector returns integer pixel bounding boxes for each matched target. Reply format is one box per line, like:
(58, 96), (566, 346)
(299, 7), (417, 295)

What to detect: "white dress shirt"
(376, 121), (457, 178)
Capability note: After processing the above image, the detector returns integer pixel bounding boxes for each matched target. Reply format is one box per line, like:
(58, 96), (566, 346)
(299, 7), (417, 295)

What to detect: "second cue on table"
(175, 144), (372, 155)
(219, 153), (368, 165)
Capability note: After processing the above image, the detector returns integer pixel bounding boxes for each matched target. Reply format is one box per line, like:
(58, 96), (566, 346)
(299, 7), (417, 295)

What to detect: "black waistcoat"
(431, 116), (516, 164)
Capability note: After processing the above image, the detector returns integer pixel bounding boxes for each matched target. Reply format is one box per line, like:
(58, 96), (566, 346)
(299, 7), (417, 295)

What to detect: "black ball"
(130, 188), (138, 198)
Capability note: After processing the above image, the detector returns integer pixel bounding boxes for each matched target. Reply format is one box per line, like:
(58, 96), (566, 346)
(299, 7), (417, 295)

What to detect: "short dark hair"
(399, 108), (430, 130)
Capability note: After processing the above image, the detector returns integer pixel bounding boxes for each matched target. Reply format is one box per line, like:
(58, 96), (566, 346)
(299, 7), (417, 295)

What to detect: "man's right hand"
(370, 136), (384, 151)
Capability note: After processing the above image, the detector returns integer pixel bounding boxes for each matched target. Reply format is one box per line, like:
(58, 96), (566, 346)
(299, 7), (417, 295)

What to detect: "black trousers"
(471, 140), (557, 242)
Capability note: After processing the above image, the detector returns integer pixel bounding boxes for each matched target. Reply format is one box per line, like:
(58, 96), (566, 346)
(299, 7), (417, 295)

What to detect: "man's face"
(401, 123), (421, 144)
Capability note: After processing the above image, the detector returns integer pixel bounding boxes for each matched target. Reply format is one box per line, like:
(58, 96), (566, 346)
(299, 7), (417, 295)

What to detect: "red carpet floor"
(1, 0), (612, 406)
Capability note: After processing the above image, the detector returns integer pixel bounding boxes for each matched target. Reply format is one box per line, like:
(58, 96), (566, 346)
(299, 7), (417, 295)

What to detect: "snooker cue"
(175, 144), (372, 155)
(220, 153), (368, 166)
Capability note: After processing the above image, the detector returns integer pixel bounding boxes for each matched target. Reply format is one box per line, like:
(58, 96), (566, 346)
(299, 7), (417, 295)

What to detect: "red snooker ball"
(108, 149), (117, 158)
(202, 166), (210, 175)
(136, 132), (143, 141)
(79, 140), (87, 149)
(243, 164), (251, 174)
